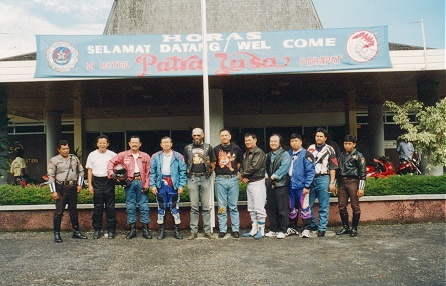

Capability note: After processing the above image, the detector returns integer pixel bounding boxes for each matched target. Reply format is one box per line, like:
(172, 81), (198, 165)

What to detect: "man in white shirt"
(86, 135), (118, 239)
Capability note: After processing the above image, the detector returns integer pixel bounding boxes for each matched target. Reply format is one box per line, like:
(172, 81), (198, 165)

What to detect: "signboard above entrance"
(35, 26), (392, 77)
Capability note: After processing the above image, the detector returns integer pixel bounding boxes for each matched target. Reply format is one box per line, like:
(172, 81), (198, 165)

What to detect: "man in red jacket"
(108, 135), (152, 239)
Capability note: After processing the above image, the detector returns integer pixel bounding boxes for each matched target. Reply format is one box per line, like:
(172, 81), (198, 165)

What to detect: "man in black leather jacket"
(335, 134), (366, 237)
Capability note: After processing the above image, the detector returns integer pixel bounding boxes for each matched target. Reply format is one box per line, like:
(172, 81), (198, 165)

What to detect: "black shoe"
(126, 223), (137, 239)
(336, 227), (351, 235)
(93, 230), (101, 239)
(317, 230), (326, 237)
(54, 232), (63, 243)
(72, 230), (88, 239)
(157, 224), (166, 240)
(231, 232), (240, 238)
(218, 232), (226, 238)
(108, 231), (115, 239)
(173, 225), (183, 240)
(350, 228), (358, 237)
(142, 224), (152, 239)
(311, 226), (318, 231)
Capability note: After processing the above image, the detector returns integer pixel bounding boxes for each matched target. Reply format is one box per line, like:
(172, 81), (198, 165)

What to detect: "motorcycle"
(397, 152), (421, 175)
(366, 156), (396, 179)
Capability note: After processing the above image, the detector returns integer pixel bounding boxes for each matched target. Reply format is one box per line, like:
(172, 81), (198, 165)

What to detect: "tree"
(384, 98), (446, 169)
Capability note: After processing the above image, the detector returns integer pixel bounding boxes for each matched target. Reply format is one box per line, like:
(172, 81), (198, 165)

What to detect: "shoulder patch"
(306, 155), (314, 163)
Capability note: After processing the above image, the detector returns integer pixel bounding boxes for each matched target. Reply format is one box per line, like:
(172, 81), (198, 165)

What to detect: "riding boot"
(142, 223), (152, 239)
(71, 218), (87, 239)
(350, 213), (360, 237)
(336, 213), (351, 235)
(54, 217), (63, 243)
(157, 223), (166, 240)
(126, 223), (137, 239)
(173, 224), (183, 240)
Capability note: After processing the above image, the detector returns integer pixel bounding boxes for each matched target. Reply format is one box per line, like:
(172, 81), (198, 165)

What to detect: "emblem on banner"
(46, 41), (79, 72)
(346, 30), (378, 63)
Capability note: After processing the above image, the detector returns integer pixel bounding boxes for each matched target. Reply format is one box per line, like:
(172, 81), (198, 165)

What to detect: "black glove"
(110, 173), (117, 180)
(141, 188), (148, 194)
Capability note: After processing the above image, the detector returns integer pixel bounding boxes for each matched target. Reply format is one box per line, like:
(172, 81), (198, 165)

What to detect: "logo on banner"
(346, 30), (378, 63)
(46, 41), (79, 72)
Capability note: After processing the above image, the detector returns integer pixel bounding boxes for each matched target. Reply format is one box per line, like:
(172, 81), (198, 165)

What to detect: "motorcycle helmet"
(114, 164), (127, 183)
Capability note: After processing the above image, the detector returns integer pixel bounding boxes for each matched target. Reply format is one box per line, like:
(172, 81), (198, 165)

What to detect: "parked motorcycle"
(397, 152), (421, 175)
(366, 156), (396, 179)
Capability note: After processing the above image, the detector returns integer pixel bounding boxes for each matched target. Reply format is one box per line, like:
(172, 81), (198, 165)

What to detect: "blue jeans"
(215, 176), (240, 233)
(156, 183), (180, 216)
(309, 175), (330, 231)
(125, 179), (150, 224)
(187, 175), (211, 234)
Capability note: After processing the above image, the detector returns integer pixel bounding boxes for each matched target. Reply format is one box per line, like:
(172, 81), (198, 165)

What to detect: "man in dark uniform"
(335, 134), (366, 237)
(48, 140), (87, 243)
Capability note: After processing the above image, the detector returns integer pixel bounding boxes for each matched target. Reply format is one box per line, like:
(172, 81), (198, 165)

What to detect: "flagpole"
(201, 0), (215, 232)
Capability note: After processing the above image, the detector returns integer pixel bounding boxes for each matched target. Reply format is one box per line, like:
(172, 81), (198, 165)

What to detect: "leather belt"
(133, 172), (141, 180)
(191, 172), (205, 177)
(314, 173), (329, 178)
(216, 174), (237, 179)
(56, 180), (78, 186)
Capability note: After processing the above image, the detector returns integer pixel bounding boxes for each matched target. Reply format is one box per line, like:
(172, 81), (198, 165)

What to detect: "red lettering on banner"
(136, 54), (202, 76)
(214, 52), (290, 75)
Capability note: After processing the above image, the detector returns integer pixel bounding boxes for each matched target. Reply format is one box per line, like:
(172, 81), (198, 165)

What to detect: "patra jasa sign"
(35, 26), (391, 77)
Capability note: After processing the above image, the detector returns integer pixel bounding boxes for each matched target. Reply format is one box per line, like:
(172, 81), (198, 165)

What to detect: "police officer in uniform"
(48, 140), (87, 243)
(335, 134), (366, 237)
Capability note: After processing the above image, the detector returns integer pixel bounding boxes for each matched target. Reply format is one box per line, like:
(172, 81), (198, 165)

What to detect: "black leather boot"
(350, 213), (360, 237)
(142, 223), (152, 239)
(336, 213), (351, 235)
(126, 223), (137, 239)
(72, 225), (88, 239)
(157, 223), (166, 240)
(71, 217), (87, 239)
(54, 217), (63, 243)
(173, 224), (183, 240)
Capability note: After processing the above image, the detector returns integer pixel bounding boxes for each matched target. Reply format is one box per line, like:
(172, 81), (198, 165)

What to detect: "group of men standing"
(47, 127), (366, 242)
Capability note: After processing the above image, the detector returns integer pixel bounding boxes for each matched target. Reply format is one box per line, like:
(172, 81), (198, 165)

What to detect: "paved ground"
(0, 222), (445, 286)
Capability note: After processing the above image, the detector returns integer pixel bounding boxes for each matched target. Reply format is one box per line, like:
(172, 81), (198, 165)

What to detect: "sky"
(0, 0), (444, 59)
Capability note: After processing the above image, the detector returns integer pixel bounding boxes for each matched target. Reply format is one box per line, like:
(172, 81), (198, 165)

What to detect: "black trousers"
(92, 176), (117, 231)
(266, 185), (289, 233)
(54, 184), (78, 222)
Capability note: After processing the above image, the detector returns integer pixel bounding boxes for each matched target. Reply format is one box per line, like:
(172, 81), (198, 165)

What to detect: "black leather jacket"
(338, 148), (366, 180)
(240, 146), (266, 182)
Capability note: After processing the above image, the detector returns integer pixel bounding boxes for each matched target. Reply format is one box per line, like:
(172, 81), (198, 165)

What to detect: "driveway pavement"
(0, 222), (444, 285)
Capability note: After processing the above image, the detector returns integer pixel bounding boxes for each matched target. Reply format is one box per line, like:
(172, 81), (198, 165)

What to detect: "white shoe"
(286, 227), (299, 236)
(265, 231), (277, 237)
(276, 232), (286, 239)
(302, 229), (311, 238)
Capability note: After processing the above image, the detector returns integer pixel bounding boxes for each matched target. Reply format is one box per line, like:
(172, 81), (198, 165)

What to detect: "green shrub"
(0, 175), (444, 205)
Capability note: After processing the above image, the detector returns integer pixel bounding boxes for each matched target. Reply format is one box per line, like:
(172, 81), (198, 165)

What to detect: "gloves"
(141, 188), (149, 194)
(110, 173), (117, 180)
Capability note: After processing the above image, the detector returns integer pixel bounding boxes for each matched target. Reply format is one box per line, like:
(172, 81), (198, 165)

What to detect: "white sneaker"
(265, 231), (278, 237)
(286, 227), (299, 236)
(276, 232), (286, 239)
(302, 229), (311, 238)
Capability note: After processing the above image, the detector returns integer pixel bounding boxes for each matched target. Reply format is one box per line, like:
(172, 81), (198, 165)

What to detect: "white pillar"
(46, 111), (62, 163)
(209, 89), (224, 147)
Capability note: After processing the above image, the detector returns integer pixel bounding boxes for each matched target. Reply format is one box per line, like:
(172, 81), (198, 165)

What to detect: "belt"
(314, 173), (329, 178)
(133, 172), (141, 180)
(56, 180), (78, 186)
(191, 172), (205, 177)
(216, 174), (238, 179)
